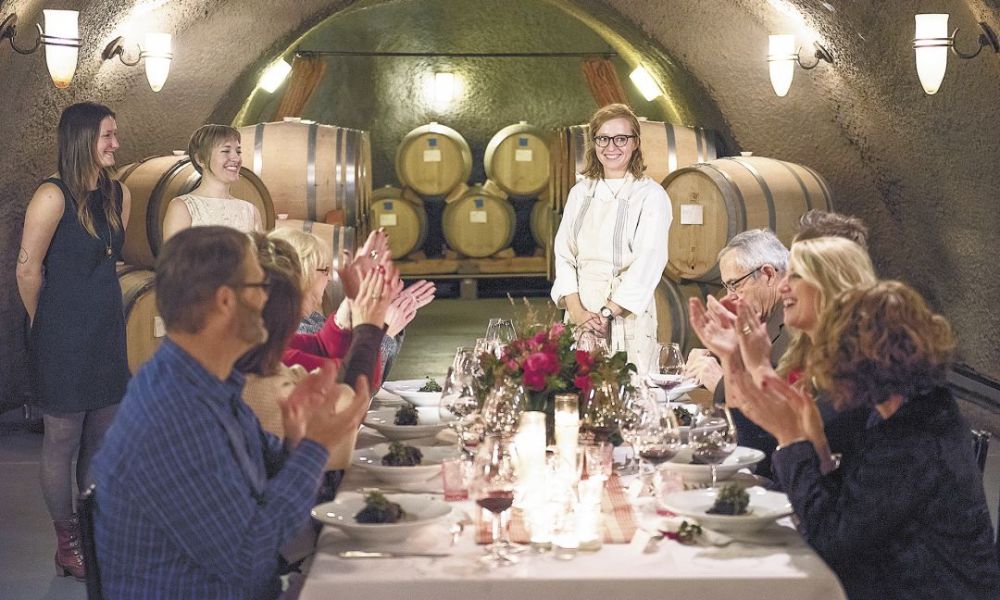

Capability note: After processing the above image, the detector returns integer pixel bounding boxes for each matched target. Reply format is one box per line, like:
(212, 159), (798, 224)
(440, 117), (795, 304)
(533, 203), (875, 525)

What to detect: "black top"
(29, 178), (129, 412)
(772, 386), (1000, 600)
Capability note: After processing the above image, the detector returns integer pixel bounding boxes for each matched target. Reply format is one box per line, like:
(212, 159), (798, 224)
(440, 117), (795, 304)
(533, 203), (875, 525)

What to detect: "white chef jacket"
(550, 174), (672, 371)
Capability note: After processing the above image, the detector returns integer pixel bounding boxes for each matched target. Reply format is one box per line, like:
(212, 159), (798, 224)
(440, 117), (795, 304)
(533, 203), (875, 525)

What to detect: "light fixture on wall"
(629, 65), (663, 101)
(259, 59), (292, 93)
(0, 10), (81, 88)
(913, 14), (999, 95)
(103, 33), (174, 92)
(767, 34), (834, 97)
(433, 71), (456, 104)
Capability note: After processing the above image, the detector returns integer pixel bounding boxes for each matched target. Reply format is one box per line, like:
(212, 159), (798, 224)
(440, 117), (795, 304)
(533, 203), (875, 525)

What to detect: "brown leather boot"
(53, 515), (85, 581)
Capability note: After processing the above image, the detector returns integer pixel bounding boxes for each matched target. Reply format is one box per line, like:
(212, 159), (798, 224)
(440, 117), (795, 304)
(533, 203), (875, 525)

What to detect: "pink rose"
(574, 374), (593, 396)
(524, 351), (559, 376)
(523, 370), (547, 391)
(575, 350), (595, 374)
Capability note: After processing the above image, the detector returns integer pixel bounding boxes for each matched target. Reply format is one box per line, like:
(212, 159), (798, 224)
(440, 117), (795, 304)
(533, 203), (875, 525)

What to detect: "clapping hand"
(688, 296), (741, 367)
(400, 279), (436, 309)
(385, 294), (418, 337)
(338, 229), (391, 299)
(350, 265), (393, 328)
(281, 363), (371, 451)
(734, 300), (775, 383)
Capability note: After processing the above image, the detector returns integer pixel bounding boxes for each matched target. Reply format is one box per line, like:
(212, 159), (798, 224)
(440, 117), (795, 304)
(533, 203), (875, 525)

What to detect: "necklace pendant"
(106, 246), (113, 258)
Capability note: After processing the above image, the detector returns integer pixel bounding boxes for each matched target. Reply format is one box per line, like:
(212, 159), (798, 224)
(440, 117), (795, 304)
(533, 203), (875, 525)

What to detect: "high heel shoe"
(53, 514), (85, 581)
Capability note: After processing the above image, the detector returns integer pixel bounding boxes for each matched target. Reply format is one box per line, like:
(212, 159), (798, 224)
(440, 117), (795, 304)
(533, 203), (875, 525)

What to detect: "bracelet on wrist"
(774, 438), (809, 452)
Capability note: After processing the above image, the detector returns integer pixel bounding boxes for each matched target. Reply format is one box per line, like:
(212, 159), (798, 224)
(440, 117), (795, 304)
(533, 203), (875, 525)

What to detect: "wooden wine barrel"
(549, 120), (717, 213)
(271, 218), (355, 316)
(530, 197), (554, 248)
(483, 122), (551, 198)
(369, 186), (428, 259)
(663, 156), (834, 282)
(239, 118), (372, 228)
(442, 184), (516, 258)
(653, 276), (722, 354)
(395, 122), (472, 197)
(117, 265), (163, 374)
(117, 154), (275, 268)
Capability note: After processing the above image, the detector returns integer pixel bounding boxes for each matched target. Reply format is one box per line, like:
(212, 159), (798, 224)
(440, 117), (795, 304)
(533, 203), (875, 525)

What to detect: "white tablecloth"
(299, 387), (847, 600)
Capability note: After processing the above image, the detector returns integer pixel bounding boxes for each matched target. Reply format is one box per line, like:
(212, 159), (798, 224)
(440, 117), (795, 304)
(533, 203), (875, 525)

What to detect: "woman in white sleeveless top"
(162, 124), (263, 239)
(551, 104), (672, 372)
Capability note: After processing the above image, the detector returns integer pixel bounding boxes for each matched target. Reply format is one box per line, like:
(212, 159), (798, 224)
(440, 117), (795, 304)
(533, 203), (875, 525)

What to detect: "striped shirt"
(92, 338), (328, 599)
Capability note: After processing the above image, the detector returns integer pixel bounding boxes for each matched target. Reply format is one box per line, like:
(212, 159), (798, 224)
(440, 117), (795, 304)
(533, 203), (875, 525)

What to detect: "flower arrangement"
(476, 321), (636, 437)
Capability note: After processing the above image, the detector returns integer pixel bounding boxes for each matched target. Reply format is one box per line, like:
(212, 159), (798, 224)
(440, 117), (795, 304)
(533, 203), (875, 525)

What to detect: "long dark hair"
(57, 102), (122, 237)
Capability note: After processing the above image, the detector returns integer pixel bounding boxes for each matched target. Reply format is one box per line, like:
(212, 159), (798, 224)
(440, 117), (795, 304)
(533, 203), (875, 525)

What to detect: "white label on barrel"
(470, 211), (488, 223)
(515, 149), (533, 162)
(379, 214), (398, 227)
(153, 316), (166, 338)
(423, 149), (442, 162)
(680, 204), (704, 225)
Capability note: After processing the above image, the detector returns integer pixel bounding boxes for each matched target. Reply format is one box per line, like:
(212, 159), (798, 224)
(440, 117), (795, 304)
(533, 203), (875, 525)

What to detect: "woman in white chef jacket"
(551, 103), (671, 372)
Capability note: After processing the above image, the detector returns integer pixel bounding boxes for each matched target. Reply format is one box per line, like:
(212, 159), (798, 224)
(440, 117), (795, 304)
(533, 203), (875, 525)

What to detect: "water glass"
(441, 457), (472, 501)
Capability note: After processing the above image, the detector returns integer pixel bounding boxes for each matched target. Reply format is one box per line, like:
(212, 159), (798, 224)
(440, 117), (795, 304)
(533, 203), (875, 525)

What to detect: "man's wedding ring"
(741, 326), (752, 335)
(369, 250), (379, 259)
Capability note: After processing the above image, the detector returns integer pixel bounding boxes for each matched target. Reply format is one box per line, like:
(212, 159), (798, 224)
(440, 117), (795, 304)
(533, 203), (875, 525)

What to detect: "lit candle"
(554, 393), (579, 466)
(515, 412), (546, 498)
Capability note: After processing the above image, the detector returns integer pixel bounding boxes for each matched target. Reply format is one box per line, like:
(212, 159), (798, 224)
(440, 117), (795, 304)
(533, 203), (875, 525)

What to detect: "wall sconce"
(103, 32), (174, 92)
(0, 10), (81, 88)
(258, 58), (292, 93)
(433, 71), (456, 104)
(767, 34), (834, 97)
(913, 14), (999, 95)
(629, 65), (664, 101)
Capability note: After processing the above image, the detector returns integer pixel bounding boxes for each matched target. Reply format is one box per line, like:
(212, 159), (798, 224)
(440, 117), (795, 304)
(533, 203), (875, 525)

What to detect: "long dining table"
(298, 388), (848, 600)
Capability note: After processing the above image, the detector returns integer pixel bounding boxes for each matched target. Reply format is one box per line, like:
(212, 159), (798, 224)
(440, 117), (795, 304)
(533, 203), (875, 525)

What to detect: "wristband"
(774, 438), (809, 452)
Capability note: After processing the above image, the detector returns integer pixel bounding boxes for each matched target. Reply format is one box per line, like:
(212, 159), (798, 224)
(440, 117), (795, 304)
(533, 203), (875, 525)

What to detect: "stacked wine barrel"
(116, 118), (370, 373)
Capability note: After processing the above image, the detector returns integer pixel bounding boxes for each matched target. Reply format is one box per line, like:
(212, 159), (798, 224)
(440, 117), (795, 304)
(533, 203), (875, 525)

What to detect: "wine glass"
(618, 385), (658, 475)
(439, 357), (480, 455)
(688, 405), (738, 488)
(480, 380), (527, 438)
(485, 318), (516, 352)
(574, 329), (609, 354)
(471, 435), (519, 566)
(649, 342), (686, 392)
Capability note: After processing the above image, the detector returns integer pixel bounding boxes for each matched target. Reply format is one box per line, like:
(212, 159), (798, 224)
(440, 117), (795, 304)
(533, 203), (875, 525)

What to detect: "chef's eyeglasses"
(593, 134), (637, 148)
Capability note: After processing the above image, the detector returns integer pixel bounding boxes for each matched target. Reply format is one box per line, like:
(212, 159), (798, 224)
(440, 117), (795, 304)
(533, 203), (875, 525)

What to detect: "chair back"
(78, 484), (103, 600)
(972, 429), (990, 473)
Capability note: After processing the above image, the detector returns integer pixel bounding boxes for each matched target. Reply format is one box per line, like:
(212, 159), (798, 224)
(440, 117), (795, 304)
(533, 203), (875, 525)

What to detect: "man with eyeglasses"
(685, 228), (788, 478)
(92, 227), (371, 599)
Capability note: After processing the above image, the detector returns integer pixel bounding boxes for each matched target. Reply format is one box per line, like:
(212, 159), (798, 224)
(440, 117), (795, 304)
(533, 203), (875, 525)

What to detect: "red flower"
(524, 351), (559, 376)
(574, 374), (593, 396)
(549, 322), (566, 338)
(575, 350), (595, 375)
(523, 370), (547, 391)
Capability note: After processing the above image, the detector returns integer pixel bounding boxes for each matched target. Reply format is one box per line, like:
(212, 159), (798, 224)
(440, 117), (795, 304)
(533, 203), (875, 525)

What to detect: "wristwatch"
(599, 306), (614, 320)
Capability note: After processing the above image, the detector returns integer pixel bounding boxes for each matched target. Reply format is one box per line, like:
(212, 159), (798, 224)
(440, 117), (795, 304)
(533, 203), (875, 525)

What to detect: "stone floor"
(1, 298), (997, 598)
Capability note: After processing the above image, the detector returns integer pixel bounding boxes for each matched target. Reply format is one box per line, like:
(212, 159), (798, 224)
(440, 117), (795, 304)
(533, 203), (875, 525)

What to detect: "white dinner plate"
(352, 443), (459, 485)
(363, 407), (450, 441)
(312, 492), (452, 543)
(382, 379), (444, 407)
(659, 486), (793, 534)
(659, 446), (766, 485)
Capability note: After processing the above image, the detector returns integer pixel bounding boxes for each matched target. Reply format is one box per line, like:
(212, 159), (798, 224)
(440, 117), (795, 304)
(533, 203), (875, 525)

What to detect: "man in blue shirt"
(92, 226), (370, 599)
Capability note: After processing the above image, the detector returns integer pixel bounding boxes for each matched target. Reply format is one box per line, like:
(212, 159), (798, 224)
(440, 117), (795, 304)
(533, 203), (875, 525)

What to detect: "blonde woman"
(551, 103), (671, 371)
(162, 124), (262, 239)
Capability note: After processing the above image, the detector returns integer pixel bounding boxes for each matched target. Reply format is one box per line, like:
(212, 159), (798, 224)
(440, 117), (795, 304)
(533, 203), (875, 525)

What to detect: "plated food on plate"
(660, 486), (792, 534)
(382, 378), (445, 407)
(658, 446), (765, 485)
(312, 492), (453, 543)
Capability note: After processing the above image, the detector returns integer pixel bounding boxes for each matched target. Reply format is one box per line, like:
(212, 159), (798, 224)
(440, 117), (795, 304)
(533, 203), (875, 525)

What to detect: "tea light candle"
(515, 412), (547, 492)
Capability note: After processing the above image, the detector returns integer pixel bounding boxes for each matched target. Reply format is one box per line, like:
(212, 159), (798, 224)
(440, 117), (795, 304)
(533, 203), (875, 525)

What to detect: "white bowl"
(363, 407), (450, 441)
(382, 379), (444, 407)
(659, 446), (766, 485)
(352, 443), (459, 485)
(312, 492), (452, 543)
(659, 486), (793, 534)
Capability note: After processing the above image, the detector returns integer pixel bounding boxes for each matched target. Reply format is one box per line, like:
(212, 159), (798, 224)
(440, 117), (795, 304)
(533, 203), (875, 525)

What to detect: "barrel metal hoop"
(344, 128), (358, 227)
(121, 274), (156, 321)
(146, 157), (192, 254)
(664, 123), (678, 175)
(307, 123), (319, 221)
(727, 157), (777, 232)
(798, 164), (834, 209)
(252, 123), (265, 177)
(775, 160), (813, 211)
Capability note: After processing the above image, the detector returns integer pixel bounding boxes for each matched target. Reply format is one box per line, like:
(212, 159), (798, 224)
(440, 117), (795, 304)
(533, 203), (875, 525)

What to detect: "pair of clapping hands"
(339, 229), (436, 336)
(280, 365), (371, 451)
(688, 296), (831, 467)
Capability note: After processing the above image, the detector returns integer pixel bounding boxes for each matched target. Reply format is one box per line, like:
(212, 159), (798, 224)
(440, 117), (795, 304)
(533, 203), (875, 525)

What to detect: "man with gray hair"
(684, 228), (789, 478)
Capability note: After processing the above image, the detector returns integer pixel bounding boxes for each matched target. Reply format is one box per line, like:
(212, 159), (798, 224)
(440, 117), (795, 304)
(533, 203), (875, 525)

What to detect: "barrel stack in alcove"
(115, 116), (372, 374)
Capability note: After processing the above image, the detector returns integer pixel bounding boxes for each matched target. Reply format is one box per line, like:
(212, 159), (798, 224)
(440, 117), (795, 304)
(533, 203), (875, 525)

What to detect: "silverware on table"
(338, 550), (450, 559)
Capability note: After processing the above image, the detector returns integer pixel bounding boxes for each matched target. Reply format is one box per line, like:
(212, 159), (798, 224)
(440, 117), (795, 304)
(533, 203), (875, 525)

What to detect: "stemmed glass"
(480, 380), (527, 438)
(471, 435), (519, 567)
(648, 342), (686, 392)
(618, 385), (659, 475)
(485, 318), (516, 353)
(688, 405), (738, 488)
(439, 348), (480, 455)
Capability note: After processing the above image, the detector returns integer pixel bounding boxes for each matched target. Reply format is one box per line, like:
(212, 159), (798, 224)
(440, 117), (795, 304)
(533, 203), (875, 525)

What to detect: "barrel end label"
(680, 204), (704, 225)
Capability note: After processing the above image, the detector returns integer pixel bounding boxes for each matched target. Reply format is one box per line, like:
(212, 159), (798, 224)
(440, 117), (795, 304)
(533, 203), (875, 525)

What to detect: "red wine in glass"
(639, 446), (678, 465)
(692, 445), (734, 465)
(477, 490), (515, 514)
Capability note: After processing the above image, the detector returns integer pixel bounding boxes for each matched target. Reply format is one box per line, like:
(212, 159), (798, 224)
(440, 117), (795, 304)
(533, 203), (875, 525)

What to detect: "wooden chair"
(77, 484), (103, 600)
(972, 429), (990, 474)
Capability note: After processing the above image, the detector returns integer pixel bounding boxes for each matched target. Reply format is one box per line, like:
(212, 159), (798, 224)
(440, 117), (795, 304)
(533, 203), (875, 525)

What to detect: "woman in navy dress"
(16, 102), (132, 580)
